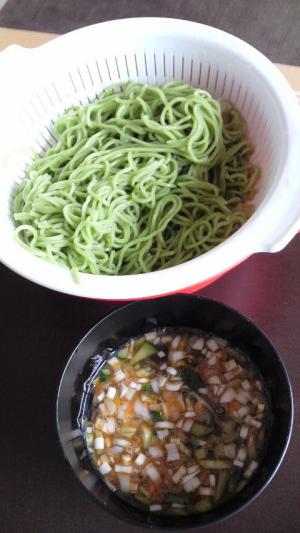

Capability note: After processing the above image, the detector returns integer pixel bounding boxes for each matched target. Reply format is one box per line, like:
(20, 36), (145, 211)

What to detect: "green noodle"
(13, 82), (259, 276)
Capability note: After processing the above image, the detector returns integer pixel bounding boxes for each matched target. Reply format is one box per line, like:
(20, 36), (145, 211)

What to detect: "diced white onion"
(115, 465), (133, 473)
(149, 446), (163, 458)
(208, 355), (217, 366)
(129, 381), (142, 390)
(86, 427), (93, 434)
(125, 387), (136, 401)
(183, 419), (194, 432)
(198, 387), (208, 394)
(158, 350), (166, 358)
(210, 474), (216, 487)
(184, 411), (196, 418)
(208, 375), (221, 385)
(109, 357), (120, 368)
(118, 474), (131, 492)
(241, 379), (251, 390)
(251, 418), (263, 428)
(155, 421), (175, 429)
(206, 338), (219, 351)
(117, 406), (126, 420)
(157, 375), (167, 388)
(137, 378), (149, 384)
(237, 447), (247, 462)
(146, 465), (160, 481)
(187, 465), (200, 474)
(212, 385), (220, 396)
(192, 338), (204, 351)
(240, 425), (249, 439)
(107, 386), (116, 399)
(165, 381), (182, 391)
(171, 335), (181, 349)
(160, 362), (167, 370)
(166, 366), (177, 376)
(106, 418), (116, 434)
(236, 392), (249, 405)
(135, 453), (146, 465)
(161, 335), (172, 343)
(157, 429), (169, 440)
(150, 504), (162, 512)
(169, 350), (185, 364)
(94, 437), (105, 450)
(197, 439), (207, 446)
(237, 406), (250, 418)
(99, 462), (111, 475)
(257, 403), (265, 412)
(97, 392), (105, 403)
(114, 369), (126, 382)
(166, 443), (180, 461)
(225, 359), (237, 371)
(199, 487), (213, 496)
(182, 470), (200, 483)
(114, 438), (129, 447)
(145, 331), (157, 341)
(172, 466), (187, 483)
(244, 460), (258, 478)
(224, 443), (236, 459)
(151, 377), (159, 393)
(134, 399), (150, 420)
(120, 384), (128, 399)
(216, 384), (225, 396)
(109, 446), (123, 455)
(233, 459), (244, 468)
(220, 388), (235, 403)
(104, 398), (115, 415)
(183, 477), (201, 492)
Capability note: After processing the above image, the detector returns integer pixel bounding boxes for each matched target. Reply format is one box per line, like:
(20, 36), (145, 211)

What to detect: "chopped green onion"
(142, 382), (153, 393)
(99, 369), (110, 382)
(150, 410), (163, 422)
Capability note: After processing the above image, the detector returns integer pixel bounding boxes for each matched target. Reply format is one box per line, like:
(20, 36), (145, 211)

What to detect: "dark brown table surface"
(0, 2), (300, 532)
(1, 235), (299, 533)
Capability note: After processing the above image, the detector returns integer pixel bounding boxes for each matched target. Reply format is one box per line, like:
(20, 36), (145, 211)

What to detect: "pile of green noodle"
(13, 82), (259, 276)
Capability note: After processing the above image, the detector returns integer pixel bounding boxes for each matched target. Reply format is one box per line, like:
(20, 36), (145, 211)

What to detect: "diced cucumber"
(117, 347), (128, 360)
(215, 470), (229, 500)
(192, 498), (212, 513)
(194, 447), (207, 461)
(119, 426), (137, 438)
(85, 433), (94, 447)
(177, 441), (191, 456)
(131, 342), (157, 364)
(141, 423), (153, 448)
(199, 459), (232, 470)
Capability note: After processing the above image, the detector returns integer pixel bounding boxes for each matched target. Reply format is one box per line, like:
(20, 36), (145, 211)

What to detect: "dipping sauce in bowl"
(57, 295), (292, 529)
(85, 329), (269, 515)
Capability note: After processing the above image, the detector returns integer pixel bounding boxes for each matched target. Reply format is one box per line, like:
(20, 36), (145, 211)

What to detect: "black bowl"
(56, 294), (293, 529)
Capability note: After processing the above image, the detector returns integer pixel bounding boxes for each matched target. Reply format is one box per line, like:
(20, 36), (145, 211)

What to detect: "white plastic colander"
(0, 18), (300, 300)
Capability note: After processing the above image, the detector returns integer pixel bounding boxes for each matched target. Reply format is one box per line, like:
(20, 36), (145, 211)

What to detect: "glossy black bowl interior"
(56, 294), (293, 529)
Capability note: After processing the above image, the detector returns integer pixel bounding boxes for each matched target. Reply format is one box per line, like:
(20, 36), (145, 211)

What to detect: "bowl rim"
(56, 294), (294, 529)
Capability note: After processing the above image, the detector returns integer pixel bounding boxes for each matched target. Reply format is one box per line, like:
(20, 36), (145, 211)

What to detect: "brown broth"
(85, 328), (269, 515)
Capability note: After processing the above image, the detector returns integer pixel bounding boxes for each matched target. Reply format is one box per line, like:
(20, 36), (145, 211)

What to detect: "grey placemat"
(0, 0), (300, 65)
